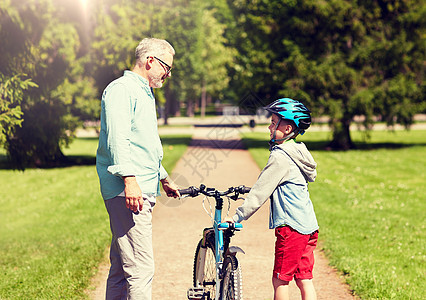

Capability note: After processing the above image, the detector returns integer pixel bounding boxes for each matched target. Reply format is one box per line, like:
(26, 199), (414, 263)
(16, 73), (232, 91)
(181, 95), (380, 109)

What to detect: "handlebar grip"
(239, 185), (251, 194)
(178, 188), (193, 195)
(178, 186), (198, 197)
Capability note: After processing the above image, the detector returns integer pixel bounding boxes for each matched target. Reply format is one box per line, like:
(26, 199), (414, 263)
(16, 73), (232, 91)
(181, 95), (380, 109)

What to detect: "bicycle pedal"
(187, 287), (206, 300)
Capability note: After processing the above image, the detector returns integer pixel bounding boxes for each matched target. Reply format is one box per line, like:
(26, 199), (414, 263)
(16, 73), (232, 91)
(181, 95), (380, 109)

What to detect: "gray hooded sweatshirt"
(232, 139), (319, 234)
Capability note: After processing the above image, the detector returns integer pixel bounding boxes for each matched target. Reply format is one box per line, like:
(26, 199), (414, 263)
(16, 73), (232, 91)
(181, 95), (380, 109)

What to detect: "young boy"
(226, 98), (319, 300)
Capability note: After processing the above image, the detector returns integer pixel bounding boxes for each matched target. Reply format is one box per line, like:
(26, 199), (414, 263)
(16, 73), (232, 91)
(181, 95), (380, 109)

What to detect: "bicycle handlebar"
(179, 184), (251, 199)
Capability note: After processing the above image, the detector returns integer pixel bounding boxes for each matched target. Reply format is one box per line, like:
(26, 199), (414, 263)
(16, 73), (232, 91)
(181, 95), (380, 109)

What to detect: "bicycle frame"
(212, 194), (243, 299)
(181, 184), (249, 300)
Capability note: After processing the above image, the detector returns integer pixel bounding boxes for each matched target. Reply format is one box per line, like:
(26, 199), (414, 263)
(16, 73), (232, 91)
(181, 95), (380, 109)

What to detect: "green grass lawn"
(0, 134), (191, 299)
(241, 130), (426, 300)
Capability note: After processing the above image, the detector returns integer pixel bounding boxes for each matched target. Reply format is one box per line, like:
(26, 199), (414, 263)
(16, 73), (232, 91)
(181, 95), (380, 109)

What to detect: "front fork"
(215, 224), (244, 299)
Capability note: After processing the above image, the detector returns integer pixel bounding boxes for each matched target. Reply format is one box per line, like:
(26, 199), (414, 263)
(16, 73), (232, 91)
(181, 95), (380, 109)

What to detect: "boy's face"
(268, 114), (295, 143)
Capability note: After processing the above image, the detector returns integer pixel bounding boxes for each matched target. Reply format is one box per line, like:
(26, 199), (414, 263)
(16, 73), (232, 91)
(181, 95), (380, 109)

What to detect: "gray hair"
(135, 38), (175, 62)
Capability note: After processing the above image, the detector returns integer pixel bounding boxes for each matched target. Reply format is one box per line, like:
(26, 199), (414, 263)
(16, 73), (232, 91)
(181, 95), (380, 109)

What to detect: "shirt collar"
(123, 70), (155, 99)
(124, 70), (149, 87)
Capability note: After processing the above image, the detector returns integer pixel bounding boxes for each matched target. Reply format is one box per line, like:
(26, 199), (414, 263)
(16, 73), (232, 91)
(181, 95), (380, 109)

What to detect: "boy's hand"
(223, 216), (235, 223)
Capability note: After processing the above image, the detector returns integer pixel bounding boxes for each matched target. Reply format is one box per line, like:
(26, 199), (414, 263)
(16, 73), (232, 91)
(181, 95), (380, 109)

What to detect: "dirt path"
(87, 126), (357, 299)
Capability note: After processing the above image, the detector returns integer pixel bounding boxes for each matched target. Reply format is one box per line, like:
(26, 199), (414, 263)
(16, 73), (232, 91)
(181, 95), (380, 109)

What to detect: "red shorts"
(273, 226), (318, 282)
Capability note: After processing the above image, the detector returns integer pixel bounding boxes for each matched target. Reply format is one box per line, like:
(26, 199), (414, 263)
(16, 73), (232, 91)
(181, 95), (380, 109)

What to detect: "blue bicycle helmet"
(265, 98), (311, 147)
(265, 98), (311, 134)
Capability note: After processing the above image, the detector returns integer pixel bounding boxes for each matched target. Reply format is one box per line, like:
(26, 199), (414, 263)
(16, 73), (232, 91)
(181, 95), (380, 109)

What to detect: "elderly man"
(96, 38), (180, 300)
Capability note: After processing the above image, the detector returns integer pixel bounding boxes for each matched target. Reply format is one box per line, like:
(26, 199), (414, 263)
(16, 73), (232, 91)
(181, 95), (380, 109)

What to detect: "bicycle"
(180, 184), (251, 300)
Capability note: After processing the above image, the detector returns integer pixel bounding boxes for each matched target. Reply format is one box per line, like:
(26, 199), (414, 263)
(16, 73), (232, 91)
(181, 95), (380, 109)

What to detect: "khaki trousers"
(104, 196), (155, 300)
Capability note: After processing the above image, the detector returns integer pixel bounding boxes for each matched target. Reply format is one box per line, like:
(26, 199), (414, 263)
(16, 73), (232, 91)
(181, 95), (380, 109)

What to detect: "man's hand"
(161, 177), (181, 198)
(124, 176), (143, 212)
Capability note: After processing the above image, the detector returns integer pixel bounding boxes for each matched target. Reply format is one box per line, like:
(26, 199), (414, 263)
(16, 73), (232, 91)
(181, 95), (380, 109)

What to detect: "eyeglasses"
(147, 56), (172, 76)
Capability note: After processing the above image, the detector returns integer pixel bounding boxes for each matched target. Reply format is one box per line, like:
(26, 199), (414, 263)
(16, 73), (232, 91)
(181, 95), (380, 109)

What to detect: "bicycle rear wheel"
(193, 238), (216, 299)
(220, 256), (242, 300)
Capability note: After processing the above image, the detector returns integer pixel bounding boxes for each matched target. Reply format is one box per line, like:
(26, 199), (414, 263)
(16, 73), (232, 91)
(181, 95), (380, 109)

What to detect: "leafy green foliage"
(1, 0), (424, 167)
(0, 0), (99, 169)
(228, 0), (425, 149)
(0, 74), (37, 145)
(90, 1), (154, 91)
(200, 8), (235, 99)
(89, 0), (236, 119)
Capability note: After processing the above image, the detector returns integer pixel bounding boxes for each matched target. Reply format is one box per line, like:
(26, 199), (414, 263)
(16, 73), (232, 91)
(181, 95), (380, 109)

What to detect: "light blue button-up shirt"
(96, 70), (168, 200)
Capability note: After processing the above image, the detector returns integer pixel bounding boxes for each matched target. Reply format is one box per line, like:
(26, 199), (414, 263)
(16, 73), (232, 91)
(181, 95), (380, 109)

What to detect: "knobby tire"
(220, 256), (242, 300)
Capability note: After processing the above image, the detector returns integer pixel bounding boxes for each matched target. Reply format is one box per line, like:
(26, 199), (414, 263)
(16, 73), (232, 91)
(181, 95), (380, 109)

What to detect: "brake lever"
(229, 191), (239, 200)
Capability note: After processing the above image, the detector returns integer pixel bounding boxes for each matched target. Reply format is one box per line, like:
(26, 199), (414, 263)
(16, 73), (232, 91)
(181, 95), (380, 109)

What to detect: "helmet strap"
(269, 119), (299, 150)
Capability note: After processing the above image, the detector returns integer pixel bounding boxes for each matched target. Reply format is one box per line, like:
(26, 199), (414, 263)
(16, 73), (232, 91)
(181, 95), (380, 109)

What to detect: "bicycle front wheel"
(193, 238), (216, 299)
(220, 256), (242, 300)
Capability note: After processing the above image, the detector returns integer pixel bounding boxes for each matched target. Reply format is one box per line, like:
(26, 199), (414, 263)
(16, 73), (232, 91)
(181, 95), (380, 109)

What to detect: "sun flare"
(79, 0), (89, 16)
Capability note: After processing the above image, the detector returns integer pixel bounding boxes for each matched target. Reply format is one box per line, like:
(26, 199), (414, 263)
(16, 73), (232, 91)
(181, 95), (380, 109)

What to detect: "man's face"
(148, 52), (173, 88)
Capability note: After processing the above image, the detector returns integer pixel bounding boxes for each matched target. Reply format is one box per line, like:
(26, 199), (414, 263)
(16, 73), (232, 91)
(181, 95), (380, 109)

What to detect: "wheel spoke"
(193, 239), (216, 299)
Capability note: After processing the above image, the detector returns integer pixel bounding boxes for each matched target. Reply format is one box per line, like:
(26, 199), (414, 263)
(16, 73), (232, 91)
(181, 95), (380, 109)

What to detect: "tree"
(0, 0), (99, 169)
(89, 1), (155, 95)
(89, 0), (174, 120)
(159, 0), (236, 119)
(90, 0), (236, 122)
(199, 8), (236, 117)
(159, 0), (204, 118)
(227, 0), (425, 149)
